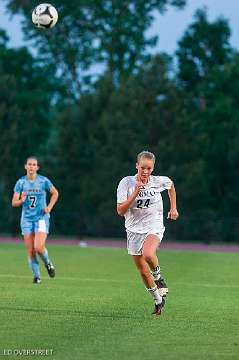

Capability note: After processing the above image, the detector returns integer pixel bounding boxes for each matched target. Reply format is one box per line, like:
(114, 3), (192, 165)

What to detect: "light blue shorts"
(21, 217), (50, 235)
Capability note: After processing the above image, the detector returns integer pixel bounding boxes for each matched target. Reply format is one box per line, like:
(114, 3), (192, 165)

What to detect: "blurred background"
(0, 0), (239, 243)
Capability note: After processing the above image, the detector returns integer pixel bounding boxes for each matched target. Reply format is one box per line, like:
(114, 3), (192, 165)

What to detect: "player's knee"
(143, 252), (154, 264)
(35, 246), (44, 254)
(28, 249), (35, 258)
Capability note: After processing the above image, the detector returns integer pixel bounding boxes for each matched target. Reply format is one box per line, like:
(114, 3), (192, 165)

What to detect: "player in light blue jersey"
(12, 156), (59, 284)
(117, 151), (179, 315)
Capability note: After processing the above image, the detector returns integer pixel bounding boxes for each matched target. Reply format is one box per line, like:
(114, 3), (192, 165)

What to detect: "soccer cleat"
(152, 298), (165, 316)
(45, 262), (55, 278)
(33, 277), (41, 284)
(155, 277), (168, 297)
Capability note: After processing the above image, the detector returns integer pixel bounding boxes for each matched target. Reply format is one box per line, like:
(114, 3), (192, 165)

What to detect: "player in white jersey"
(12, 157), (59, 284)
(117, 151), (178, 315)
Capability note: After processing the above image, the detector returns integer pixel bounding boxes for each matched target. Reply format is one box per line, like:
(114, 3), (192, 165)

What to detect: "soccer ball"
(32, 3), (58, 29)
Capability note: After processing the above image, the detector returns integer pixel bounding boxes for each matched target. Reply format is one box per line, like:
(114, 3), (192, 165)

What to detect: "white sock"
(152, 266), (161, 281)
(147, 286), (162, 305)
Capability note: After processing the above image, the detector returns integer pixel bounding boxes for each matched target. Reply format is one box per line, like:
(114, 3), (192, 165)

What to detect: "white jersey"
(117, 175), (172, 233)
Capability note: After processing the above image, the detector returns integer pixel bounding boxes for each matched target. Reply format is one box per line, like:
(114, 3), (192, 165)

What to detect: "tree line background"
(1, 0), (239, 243)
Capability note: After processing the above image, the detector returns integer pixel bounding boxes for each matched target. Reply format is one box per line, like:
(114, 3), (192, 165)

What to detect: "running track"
(1, 236), (239, 253)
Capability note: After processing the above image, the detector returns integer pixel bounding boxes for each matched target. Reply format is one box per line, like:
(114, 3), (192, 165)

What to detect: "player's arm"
(44, 186), (59, 214)
(12, 192), (27, 207)
(167, 182), (179, 220)
(117, 181), (143, 216)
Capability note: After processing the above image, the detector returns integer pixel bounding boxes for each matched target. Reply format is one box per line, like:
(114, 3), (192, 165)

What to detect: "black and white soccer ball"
(32, 3), (58, 29)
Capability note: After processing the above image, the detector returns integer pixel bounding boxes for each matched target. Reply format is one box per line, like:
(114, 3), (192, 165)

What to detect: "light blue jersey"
(14, 175), (53, 234)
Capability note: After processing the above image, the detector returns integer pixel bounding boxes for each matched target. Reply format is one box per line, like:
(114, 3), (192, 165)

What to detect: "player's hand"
(21, 192), (27, 203)
(134, 181), (145, 195)
(44, 206), (51, 214)
(167, 209), (179, 220)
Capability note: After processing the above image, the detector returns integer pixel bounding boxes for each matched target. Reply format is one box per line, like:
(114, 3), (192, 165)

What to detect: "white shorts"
(126, 228), (165, 256)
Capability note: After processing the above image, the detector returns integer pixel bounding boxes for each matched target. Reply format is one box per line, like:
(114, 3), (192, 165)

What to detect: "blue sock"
(28, 256), (40, 279)
(38, 248), (50, 266)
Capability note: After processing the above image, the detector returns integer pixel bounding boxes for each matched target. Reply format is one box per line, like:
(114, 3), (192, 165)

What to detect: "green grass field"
(0, 243), (238, 360)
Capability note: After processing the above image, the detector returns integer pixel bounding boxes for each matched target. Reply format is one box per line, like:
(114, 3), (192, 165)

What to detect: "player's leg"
(133, 255), (165, 315)
(127, 230), (164, 315)
(34, 231), (55, 278)
(142, 234), (168, 296)
(23, 233), (41, 283)
(132, 254), (156, 288)
(34, 218), (55, 278)
(142, 234), (160, 270)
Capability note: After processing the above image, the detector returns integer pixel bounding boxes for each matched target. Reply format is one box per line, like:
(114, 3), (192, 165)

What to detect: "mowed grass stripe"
(1, 273), (239, 289)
